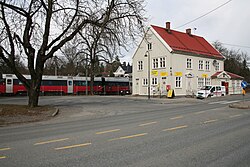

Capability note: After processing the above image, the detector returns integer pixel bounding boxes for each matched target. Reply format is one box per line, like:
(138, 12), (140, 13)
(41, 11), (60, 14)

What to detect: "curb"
(229, 104), (250, 109)
(52, 108), (59, 117)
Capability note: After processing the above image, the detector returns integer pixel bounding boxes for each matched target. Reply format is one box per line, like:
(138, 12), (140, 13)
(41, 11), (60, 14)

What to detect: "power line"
(175, 0), (233, 29)
(221, 43), (250, 49)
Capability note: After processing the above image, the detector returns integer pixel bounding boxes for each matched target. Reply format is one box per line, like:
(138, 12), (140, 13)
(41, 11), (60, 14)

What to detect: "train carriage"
(0, 74), (130, 95)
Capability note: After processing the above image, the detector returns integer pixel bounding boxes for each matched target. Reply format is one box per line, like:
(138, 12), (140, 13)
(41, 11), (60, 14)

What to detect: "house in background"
(132, 22), (243, 97)
(114, 62), (132, 78)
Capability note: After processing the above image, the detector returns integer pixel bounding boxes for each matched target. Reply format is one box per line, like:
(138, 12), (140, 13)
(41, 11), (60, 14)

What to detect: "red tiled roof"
(151, 25), (224, 59)
(211, 71), (244, 79)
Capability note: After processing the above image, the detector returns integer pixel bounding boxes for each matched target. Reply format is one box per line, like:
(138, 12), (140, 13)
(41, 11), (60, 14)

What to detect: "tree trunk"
(28, 87), (40, 107)
(27, 74), (42, 108)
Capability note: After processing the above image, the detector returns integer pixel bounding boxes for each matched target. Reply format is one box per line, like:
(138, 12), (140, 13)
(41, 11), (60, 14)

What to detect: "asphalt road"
(0, 95), (250, 167)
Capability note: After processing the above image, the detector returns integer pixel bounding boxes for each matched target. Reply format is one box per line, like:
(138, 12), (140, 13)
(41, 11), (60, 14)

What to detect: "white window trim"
(137, 61), (143, 71)
(198, 60), (204, 70)
(186, 58), (192, 69)
(152, 57), (166, 69)
(205, 61), (210, 71)
(175, 76), (182, 88)
(151, 77), (158, 85)
(142, 78), (148, 86)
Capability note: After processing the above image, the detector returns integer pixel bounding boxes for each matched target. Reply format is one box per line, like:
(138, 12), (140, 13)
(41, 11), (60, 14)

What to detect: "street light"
(145, 50), (150, 99)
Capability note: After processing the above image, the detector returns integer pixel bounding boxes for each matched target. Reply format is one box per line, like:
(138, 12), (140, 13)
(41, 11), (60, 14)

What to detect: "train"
(0, 74), (131, 96)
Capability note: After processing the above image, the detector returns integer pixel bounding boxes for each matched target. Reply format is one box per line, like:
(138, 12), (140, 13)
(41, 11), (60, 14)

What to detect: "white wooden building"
(132, 22), (243, 96)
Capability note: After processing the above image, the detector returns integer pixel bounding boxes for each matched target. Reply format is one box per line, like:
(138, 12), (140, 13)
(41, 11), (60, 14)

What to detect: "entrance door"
(221, 81), (229, 94)
(67, 79), (73, 94)
(6, 77), (13, 93)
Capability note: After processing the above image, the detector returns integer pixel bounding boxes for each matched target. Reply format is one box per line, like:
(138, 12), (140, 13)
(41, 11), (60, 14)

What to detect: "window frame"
(175, 77), (182, 88)
(198, 60), (204, 70)
(186, 58), (192, 69)
(137, 61), (143, 71)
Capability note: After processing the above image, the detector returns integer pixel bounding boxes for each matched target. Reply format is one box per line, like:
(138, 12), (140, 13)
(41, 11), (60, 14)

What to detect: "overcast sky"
(121, 0), (250, 63)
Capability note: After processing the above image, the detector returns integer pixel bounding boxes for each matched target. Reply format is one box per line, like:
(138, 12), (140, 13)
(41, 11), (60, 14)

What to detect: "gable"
(114, 66), (125, 75)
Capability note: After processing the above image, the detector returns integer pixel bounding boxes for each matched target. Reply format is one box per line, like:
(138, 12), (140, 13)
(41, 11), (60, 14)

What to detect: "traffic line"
(195, 111), (206, 115)
(0, 156), (6, 159)
(139, 121), (157, 127)
(0, 148), (11, 151)
(162, 125), (188, 132)
(170, 116), (183, 120)
(221, 100), (240, 104)
(96, 129), (120, 135)
(34, 138), (69, 146)
(108, 133), (148, 141)
(54, 143), (91, 150)
(229, 114), (242, 118)
(202, 119), (218, 124)
(208, 101), (227, 104)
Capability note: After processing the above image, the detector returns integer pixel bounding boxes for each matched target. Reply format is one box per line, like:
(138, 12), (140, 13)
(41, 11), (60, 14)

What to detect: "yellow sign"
(167, 89), (174, 98)
(160, 72), (168, 77)
(202, 74), (208, 78)
(242, 89), (246, 95)
(151, 70), (158, 76)
(174, 72), (182, 76)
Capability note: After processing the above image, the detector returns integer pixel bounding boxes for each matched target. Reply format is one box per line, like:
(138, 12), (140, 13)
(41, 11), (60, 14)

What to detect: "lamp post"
(145, 51), (150, 99)
(85, 56), (88, 96)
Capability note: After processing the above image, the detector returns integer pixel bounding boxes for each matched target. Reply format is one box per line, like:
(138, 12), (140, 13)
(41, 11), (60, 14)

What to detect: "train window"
(7, 79), (12, 85)
(13, 79), (23, 85)
(68, 80), (72, 86)
(73, 81), (88, 86)
(0, 79), (5, 85)
(41, 80), (67, 86)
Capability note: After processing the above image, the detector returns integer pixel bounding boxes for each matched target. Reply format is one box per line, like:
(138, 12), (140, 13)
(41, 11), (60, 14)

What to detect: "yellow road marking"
(203, 119), (218, 124)
(55, 143), (91, 150)
(0, 156), (6, 159)
(34, 138), (69, 146)
(139, 121), (157, 126)
(0, 148), (11, 151)
(170, 116), (183, 120)
(229, 114), (242, 118)
(195, 111), (206, 115)
(108, 133), (148, 141)
(162, 125), (188, 131)
(96, 129), (120, 135)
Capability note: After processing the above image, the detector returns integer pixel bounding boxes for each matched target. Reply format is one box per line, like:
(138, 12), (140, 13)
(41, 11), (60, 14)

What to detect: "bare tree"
(77, 0), (146, 94)
(0, 0), (117, 107)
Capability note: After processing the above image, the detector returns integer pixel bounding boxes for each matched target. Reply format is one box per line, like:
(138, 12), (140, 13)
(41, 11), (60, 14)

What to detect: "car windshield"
(201, 86), (212, 90)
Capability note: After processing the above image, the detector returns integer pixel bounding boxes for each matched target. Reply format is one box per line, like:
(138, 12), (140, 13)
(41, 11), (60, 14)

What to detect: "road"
(0, 95), (250, 167)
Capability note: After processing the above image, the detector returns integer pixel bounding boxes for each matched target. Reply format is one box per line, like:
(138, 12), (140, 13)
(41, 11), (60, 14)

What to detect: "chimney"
(186, 28), (192, 36)
(166, 22), (171, 33)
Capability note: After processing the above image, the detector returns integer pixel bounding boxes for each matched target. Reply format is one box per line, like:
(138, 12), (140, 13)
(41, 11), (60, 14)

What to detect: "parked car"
(196, 85), (226, 99)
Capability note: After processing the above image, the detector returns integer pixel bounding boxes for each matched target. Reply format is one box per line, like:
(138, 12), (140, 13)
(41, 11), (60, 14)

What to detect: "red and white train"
(0, 74), (131, 95)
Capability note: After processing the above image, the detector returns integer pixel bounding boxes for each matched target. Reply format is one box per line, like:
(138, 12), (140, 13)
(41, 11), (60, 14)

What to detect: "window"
(142, 78), (148, 86)
(215, 62), (220, 71)
(205, 61), (210, 70)
(198, 60), (203, 70)
(7, 79), (12, 85)
(198, 78), (204, 89)
(186, 58), (192, 69)
(198, 78), (211, 89)
(152, 58), (158, 69)
(159, 57), (166, 68)
(151, 78), (158, 85)
(148, 43), (152, 50)
(153, 57), (166, 69)
(175, 77), (182, 88)
(137, 61), (143, 70)
(205, 78), (211, 86)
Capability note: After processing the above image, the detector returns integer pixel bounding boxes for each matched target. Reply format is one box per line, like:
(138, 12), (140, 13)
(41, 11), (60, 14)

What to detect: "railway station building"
(132, 22), (243, 97)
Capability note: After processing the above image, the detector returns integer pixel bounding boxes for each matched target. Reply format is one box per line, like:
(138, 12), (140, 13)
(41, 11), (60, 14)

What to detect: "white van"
(196, 85), (226, 99)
